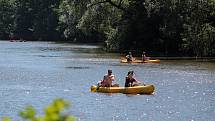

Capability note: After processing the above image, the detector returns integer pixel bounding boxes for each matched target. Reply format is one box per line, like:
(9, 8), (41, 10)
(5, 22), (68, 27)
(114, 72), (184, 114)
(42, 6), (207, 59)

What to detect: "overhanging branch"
(88, 0), (127, 13)
(87, 1), (108, 8)
(118, 0), (123, 6)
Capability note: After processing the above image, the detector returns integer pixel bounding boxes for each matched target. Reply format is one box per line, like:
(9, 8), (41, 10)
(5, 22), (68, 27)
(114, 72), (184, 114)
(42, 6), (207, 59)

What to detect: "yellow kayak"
(121, 58), (160, 63)
(91, 85), (155, 94)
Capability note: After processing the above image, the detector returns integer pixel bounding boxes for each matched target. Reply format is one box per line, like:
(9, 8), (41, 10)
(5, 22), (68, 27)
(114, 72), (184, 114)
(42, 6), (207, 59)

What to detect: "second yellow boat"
(120, 58), (160, 63)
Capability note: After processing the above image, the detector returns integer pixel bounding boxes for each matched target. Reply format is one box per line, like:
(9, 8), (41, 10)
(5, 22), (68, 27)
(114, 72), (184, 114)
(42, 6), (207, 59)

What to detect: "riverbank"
(156, 57), (215, 61)
(2, 40), (215, 62)
(124, 56), (215, 62)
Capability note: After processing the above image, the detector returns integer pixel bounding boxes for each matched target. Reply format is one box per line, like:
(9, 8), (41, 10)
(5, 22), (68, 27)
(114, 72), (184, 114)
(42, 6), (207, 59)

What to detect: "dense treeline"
(0, 0), (215, 56)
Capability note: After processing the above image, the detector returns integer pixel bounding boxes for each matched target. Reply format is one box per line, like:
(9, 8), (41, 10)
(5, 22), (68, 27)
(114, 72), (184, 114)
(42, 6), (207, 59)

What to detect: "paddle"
(133, 72), (146, 86)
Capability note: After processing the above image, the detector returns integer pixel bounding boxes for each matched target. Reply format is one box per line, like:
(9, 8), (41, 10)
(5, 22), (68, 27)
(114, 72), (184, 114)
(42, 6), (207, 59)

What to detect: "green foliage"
(58, 0), (90, 41)
(199, 23), (215, 56)
(0, 0), (16, 39)
(19, 106), (36, 120)
(77, 0), (124, 46)
(181, 0), (215, 56)
(13, 0), (62, 40)
(1, 98), (75, 121)
(13, 0), (35, 39)
(0, 0), (214, 56)
(32, 0), (62, 41)
(2, 117), (11, 121)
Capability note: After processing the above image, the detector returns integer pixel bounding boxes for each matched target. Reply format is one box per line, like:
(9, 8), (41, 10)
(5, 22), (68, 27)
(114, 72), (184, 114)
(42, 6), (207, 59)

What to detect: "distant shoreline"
(125, 56), (215, 61)
(148, 57), (215, 63)
(1, 40), (215, 61)
(155, 57), (215, 60)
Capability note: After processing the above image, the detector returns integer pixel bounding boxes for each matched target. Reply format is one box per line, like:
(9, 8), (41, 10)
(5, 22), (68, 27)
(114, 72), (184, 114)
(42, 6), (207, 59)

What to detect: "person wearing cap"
(124, 71), (141, 87)
(99, 70), (115, 87)
(126, 52), (133, 62)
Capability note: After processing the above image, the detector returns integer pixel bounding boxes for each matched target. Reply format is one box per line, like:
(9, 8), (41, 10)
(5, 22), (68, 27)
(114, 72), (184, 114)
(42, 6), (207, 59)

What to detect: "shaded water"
(0, 41), (214, 121)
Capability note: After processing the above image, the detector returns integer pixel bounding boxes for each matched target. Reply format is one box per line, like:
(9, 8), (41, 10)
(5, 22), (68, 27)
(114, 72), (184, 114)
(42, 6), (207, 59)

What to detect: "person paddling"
(142, 51), (150, 61)
(125, 71), (142, 87)
(98, 69), (115, 87)
(126, 52), (133, 62)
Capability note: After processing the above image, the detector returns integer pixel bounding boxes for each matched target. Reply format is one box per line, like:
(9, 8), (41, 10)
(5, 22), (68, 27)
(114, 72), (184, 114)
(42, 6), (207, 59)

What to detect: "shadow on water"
(37, 44), (104, 53)
(37, 55), (61, 58)
(65, 66), (91, 69)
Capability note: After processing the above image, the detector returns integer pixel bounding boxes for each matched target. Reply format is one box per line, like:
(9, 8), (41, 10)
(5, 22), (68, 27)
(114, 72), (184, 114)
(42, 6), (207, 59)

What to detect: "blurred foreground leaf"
(2, 98), (75, 121)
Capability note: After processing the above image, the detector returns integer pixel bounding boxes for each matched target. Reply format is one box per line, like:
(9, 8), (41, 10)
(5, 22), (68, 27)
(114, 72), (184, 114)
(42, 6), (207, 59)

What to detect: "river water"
(0, 41), (214, 121)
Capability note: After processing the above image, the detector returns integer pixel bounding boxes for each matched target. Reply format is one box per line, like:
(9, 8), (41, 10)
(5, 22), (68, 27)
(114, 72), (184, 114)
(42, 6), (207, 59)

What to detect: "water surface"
(0, 41), (214, 121)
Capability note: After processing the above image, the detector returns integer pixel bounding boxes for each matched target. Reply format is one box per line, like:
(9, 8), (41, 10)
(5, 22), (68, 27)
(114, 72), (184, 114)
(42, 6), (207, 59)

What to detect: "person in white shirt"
(98, 70), (115, 87)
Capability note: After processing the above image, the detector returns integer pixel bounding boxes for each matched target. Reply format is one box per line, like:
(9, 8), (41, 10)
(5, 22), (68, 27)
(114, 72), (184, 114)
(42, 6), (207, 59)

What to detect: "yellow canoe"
(121, 58), (160, 63)
(91, 85), (155, 94)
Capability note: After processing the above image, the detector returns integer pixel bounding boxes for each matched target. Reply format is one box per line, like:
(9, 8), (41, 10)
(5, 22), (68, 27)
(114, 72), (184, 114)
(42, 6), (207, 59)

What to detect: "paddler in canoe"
(91, 70), (154, 94)
(121, 51), (160, 63)
(141, 51), (160, 63)
(142, 51), (150, 61)
(125, 70), (145, 87)
(97, 69), (119, 87)
(125, 52), (134, 62)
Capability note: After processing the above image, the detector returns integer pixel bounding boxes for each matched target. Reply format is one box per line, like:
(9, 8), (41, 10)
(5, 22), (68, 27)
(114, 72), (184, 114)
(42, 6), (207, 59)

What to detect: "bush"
(2, 98), (76, 121)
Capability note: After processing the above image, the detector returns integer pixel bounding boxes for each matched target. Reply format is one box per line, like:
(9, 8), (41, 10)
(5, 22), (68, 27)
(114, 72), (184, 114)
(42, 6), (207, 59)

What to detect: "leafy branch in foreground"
(2, 98), (76, 121)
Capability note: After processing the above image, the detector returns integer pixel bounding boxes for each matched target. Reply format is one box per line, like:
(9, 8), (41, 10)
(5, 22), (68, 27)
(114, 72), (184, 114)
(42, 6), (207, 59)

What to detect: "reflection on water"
(0, 41), (214, 121)
(65, 66), (90, 69)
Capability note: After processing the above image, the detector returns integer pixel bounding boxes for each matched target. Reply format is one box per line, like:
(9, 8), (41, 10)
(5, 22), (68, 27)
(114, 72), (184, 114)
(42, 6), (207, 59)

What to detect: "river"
(0, 41), (214, 121)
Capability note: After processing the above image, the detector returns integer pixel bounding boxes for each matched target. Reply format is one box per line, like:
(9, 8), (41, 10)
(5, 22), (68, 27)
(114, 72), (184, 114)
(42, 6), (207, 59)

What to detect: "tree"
(181, 0), (215, 56)
(32, 0), (62, 41)
(0, 0), (16, 39)
(13, 0), (35, 40)
(13, 0), (62, 41)
(78, 0), (127, 46)
(58, 0), (91, 42)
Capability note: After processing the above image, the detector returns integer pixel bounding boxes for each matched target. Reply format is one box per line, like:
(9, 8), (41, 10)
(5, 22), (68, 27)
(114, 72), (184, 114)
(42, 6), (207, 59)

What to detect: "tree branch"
(87, 1), (108, 8)
(106, 0), (126, 12)
(88, 0), (127, 13)
(118, 0), (123, 6)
